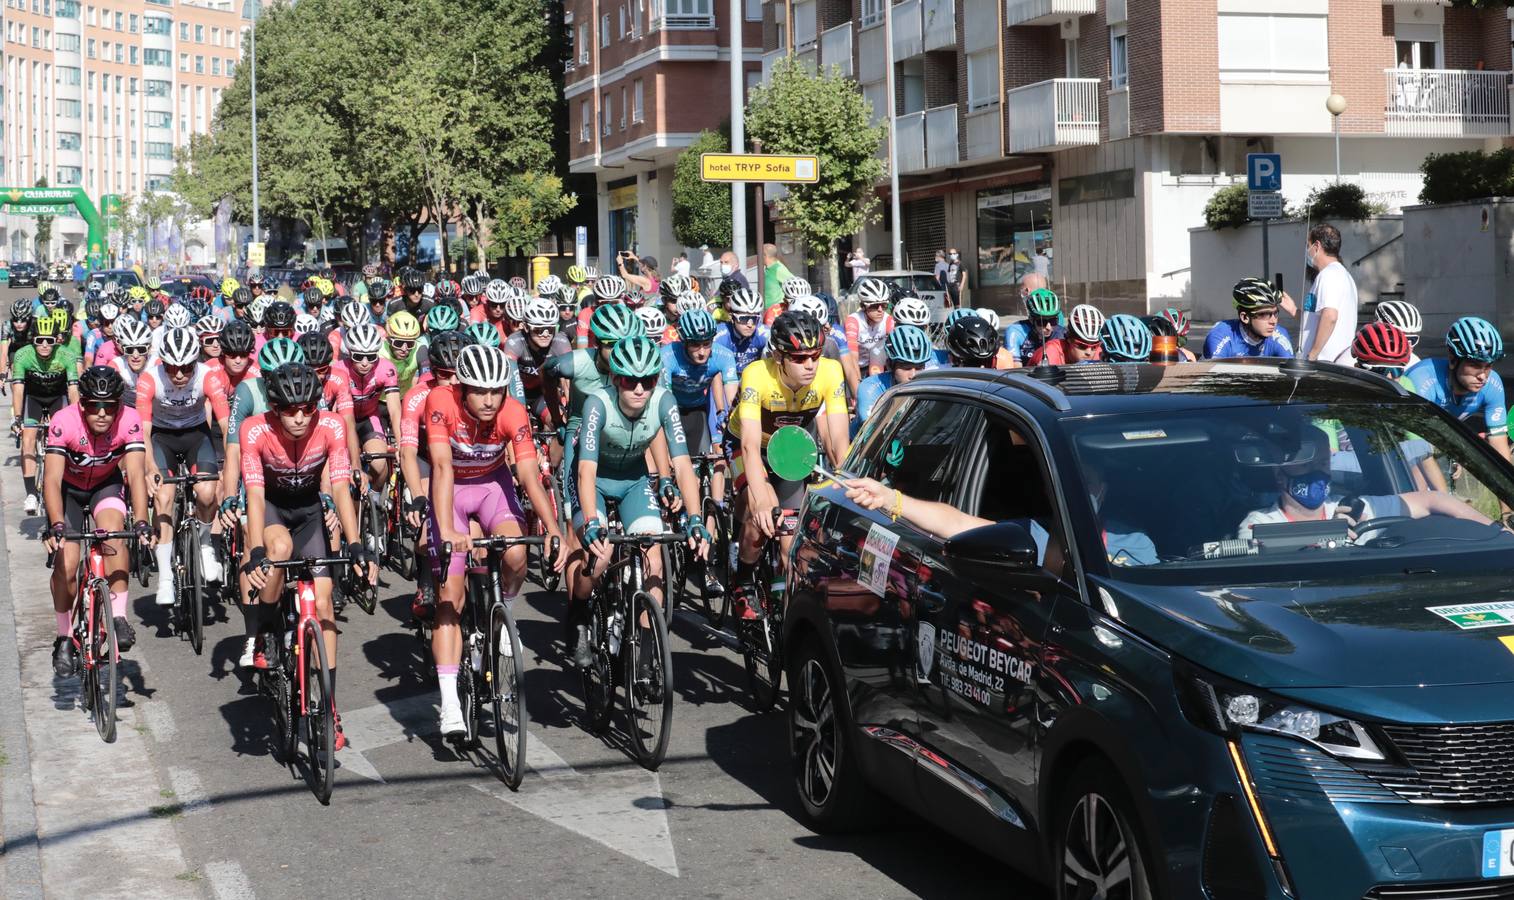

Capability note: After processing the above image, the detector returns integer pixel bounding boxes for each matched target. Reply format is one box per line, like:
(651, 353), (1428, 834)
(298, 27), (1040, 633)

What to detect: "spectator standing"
(933, 249), (948, 290)
(1298, 223), (1357, 362)
(718, 250), (750, 293)
(944, 247), (967, 310)
(761, 243), (794, 311)
(844, 248), (870, 289)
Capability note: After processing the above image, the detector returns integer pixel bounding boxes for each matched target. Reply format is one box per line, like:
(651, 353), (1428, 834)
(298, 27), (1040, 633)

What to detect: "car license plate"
(1483, 829), (1514, 878)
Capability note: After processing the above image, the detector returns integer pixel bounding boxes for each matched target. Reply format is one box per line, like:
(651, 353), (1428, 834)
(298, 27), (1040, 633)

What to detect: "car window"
(962, 413), (1072, 576)
(847, 395), (978, 504)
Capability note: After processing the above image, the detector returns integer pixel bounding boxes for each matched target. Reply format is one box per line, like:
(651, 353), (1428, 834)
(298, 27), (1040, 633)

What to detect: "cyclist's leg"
(19, 394), (52, 499)
(188, 425), (223, 581)
(51, 483), (89, 633)
(616, 475), (666, 607)
(149, 432), (183, 603)
(431, 483), (485, 726)
(476, 473), (528, 598)
(287, 504), (340, 694)
(358, 416), (389, 485)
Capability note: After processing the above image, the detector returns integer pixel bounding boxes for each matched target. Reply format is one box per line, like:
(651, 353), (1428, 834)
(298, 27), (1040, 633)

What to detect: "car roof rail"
(1274, 356), (1410, 398)
(913, 366), (1073, 411)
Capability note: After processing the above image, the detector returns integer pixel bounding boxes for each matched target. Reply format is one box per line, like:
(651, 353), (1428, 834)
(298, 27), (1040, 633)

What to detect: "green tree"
(122, 190), (190, 269)
(486, 172), (578, 260)
(33, 177), (53, 261)
(671, 129), (732, 249)
(745, 57), (885, 293)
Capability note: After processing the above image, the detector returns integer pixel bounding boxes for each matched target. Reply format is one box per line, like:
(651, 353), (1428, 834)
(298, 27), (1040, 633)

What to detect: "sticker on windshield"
(1121, 429), (1167, 441)
(859, 523), (899, 598)
(1426, 601), (1514, 630)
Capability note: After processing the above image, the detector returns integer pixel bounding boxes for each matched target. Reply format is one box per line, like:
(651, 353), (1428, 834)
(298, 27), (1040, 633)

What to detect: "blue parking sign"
(1247, 153), (1282, 192)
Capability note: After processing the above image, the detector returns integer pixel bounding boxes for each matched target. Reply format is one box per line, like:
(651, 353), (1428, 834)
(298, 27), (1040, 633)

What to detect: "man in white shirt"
(1298, 223), (1358, 362)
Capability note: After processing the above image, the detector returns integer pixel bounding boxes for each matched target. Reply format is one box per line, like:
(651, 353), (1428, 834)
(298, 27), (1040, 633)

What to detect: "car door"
(907, 403), (1081, 862)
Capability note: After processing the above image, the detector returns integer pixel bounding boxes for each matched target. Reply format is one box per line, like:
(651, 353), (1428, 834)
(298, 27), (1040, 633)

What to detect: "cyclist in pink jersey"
(398, 332), (466, 619)
(335, 323), (400, 494)
(43, 366), (153, 675)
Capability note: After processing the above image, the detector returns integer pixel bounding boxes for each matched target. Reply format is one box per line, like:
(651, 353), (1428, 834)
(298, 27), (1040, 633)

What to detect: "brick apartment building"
(1, 0), (245, 263)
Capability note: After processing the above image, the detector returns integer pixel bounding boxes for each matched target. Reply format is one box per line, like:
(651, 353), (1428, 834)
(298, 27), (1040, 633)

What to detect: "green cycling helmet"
(590, 302), (645, 344)
(608, 335), (664, 378)
(464, 322), (501, 348)
(426, 305), (461, 333)
(678, 308), (718, 342)
(257, 336), (306, 374)
(1025, 288), (1061, 319)
(885, 324), (934, 366)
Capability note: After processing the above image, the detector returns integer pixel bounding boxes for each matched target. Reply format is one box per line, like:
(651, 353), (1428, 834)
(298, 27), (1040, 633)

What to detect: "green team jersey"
(578, 387), (686, 480)
(227, 378), (269, 446)
(382, 343), (422, 393)
(543, 348), (611, 425)
(9, 344), (79, 397)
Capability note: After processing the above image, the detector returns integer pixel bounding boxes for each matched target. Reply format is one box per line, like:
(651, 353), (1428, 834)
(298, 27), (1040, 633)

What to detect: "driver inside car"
(1235, 424), (1493, 540)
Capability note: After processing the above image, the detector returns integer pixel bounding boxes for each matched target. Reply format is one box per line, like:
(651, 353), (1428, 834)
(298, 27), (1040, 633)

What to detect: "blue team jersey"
(714, 322), (769, 370)
(1004, 324), (1064, 365)
(855, 372), (894, 425)
(1407, 357), (1509, 437)
(84, 328), (107, 357)
(1202, 319), (1295, 359)
(661, 342), (738, 410)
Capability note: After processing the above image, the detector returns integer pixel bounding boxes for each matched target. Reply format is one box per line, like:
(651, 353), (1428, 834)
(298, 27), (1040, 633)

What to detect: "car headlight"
(1176, 666), (1387, 762)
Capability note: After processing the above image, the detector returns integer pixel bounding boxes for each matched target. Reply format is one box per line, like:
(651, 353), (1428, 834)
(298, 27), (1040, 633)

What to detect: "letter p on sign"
(1247, 153), (1282, 192)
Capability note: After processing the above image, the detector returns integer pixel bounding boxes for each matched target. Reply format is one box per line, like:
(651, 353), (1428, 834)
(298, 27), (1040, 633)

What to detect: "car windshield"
(876, 274), (940, 295)
(1068, 402), (1514, 570)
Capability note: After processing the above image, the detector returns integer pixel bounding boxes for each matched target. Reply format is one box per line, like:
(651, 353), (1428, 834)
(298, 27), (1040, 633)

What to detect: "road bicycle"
(163, 469), (219, 655)
(48, 527), (140, 743)
(687, 451), (733, 626)
(738, 509), (793, 713)
(352, 449), (402, 615)
(255, 554), (353, 805)
(522, 429), (566, 593)
(441, 534), (552, 788)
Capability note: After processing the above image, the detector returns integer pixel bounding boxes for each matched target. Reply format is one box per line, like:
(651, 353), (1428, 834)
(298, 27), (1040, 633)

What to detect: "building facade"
(744, 0), (1512, 312)
(0, 0), (245, 263)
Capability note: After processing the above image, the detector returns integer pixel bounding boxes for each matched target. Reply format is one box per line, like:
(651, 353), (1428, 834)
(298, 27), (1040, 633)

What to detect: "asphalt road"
(0, 286), (1047, 899)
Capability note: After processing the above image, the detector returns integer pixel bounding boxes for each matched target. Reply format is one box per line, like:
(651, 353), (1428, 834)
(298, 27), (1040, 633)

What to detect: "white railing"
(794, 0), (817, 49)
(964, 106), (1000, 160)
(1383, 68), (1512, 138)
(892, 0), (923, 60)
(923, 0), (954, 51)
(896, 110), (926, 172)
(762, 47), (785, 83)
(1004, 0), (1094, 27)
(925, 104), (958, 168)
(1005, 78), (1099, 153)
(797, 47), (818, 73)
(862, 80), (889, 128)
(821, 22), (852, 76)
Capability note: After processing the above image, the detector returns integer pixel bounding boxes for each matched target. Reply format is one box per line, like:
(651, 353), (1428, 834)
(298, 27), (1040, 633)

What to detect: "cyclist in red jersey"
(425, 344), (566, 736)
(240, 363), (373, 749)
(297, 333), (361, 472)
(43, 367), (152, 675)
(399, 331), (467, 619)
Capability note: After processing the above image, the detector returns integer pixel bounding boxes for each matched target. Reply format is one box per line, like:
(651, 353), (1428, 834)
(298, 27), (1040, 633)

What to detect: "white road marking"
(167, 766), (211, 816)
(204, 860), (257, 900)
(335, 693), (439, 783)
(142, 699), (178, 743)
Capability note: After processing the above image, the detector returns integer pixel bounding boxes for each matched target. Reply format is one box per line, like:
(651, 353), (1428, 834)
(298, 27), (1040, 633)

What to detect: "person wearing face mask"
(944, 247), (967, 311)
(717, 250), (750, 294)
(1298, 223), (1357, 362)
(1234, 424), (1487, 540)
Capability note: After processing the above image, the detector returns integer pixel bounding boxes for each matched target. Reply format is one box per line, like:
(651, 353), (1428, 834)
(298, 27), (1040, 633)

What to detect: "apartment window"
(211, 27), (220, 45)
(55, 31), (78, 51)
(600, 14), (609, 46)
(195, 24), (203, 41)
(212, 57), (221, 74)
(652, 0), (713, 27)
(88, 103), (94, 122)
(745, 0), (759, 21)
(617, 5), (624, 37)
(860, 0), (881, 27)
(179, 53), (188, 70)
(578, 24), (588, 64)
(129, 45), (137, 64)
(129, 76), (137, 94)
(580, 100), (590, 142)
(143, 48), (169, 66)
(631, 78), (643, 123)
(86, 4), (94, 24)
(56, 166), (81, 185)
(632, 0), (642, 39)
(195, 55), (204, 73)
(56, 65), (80, 85)
(147, 176), (169, 191)
(226, 58), (234, 76)
(127, 13), (136, 31)
(602, 91), (611, 135)
(57, 131), (80, 150)
(1217, 14), (1328, 82)
(113, 11), (121, 29)
(144, 78), (169, 97)
(87, 71), (94, 88)
(143, 15), (170, 35)
(30, 26), (38, 47)
(565, 23), (575, 65)
(55, 0), (77, 15)
(114, 74), (122, 93)
(179, 21), (188, 39)
(147, 110), (170, 128)
(56, 98), (80, 117)
(966, 49), (997, 110)
(145, 141), (171, 159)
(1109, 24), (1128, 89)
(619, 86), (627, 129)
(113, 43), (122, 62)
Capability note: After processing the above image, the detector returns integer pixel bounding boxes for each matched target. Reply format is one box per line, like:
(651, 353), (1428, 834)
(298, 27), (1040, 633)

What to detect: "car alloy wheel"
(1061, 790), (1145, 900)
(791, 657), (837, 809)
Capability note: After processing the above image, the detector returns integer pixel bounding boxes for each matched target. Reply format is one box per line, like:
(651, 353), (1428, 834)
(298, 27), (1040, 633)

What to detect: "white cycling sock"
(155, 544), (174, 588)
(438, 671), (460, 714)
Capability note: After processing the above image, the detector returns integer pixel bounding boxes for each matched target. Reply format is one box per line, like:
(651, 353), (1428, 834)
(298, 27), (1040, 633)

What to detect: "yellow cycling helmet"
(386, 310), (421, 341)
(127, 285), (150, 302)
(220, 276), (241, 297)
(316, 277), (335, 298)
(32, 309), (66, 338)
(567, 264), (588, 284)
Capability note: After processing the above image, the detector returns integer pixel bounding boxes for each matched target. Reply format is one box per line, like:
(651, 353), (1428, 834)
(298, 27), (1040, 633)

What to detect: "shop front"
(976, 184), (1054, 302)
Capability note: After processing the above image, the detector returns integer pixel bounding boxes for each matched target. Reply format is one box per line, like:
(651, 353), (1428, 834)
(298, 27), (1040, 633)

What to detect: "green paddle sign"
(767, 425), (846, 483)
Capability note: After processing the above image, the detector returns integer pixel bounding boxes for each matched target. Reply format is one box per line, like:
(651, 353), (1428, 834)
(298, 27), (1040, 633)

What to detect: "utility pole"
(729, 0), (747, 275)
(882, 0), (902, 268)
(249, 7), (260, 259)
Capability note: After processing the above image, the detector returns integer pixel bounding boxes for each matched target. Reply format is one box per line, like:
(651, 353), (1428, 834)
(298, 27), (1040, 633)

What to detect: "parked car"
(848, 269), (947, 324)
(85, 268), (142, 293)
(784, 358), (1514, 899)
(9, 262), (40, 287)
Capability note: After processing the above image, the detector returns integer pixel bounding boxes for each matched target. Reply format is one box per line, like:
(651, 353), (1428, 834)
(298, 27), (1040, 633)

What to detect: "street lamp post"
(882, 0), (903, 268)
(1326, 93), (1347, 184)
(249, 10), (260, 259)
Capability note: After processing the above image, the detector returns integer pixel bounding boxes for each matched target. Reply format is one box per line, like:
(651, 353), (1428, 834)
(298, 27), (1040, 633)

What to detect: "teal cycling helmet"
(678, 308), (718, 343)
(257, 336), (305, 374)
(945, 308), (979, 329)
(885, 324), (934, 366)
(590, 302), (645, 343)
(608, 335), (663, 378)
(1025, 288), (1061, 319)
(426, 304), (460, 333)
(464, 322), (501, 348)
(1447, 316), (1504, 364)
(1100, 314), (1152, 363)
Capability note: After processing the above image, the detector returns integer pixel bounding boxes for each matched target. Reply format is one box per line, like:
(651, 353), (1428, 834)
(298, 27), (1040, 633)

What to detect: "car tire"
(1052, 759), (1155, 900)
(787, 635), (885, 832)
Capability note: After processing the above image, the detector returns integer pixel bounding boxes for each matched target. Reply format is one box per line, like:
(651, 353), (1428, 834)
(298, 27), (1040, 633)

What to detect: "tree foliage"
(172, 0), (574, 263)
(1204, 183), (1256, 229)
(1299, 182), (1385, 221)
(671, 130), (732, 249)
(1419, 148), (1514, 205)
(745, 57), (885, 290)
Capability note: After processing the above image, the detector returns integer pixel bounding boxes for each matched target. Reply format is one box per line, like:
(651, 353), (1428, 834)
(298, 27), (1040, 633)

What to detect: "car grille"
(1366, 723), (1514, 805)
(1364, 878), (1514, 899)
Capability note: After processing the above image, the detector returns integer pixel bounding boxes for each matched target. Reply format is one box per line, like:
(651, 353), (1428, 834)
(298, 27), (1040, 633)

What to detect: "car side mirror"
(944, 520), (1039, 570)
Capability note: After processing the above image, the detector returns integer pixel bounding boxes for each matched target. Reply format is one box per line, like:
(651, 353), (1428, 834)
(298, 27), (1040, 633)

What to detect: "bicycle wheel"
(299, 620), (336, 804)
(133, 538), (151, 589)
(742, 565), (784, 713)
(89, 580), (119, 743)
(489, 601), (528, 789)
(701, 496), (730, 626)
(268, 656), (296, 764)
(621, 591), (673, 770)
(185, 525), (205, 655)
(579, 593), (614, 735)
(663, 539), (689, 615)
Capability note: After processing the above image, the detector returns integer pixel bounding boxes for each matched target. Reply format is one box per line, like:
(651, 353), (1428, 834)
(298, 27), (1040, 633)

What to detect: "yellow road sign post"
(700, 153), (819, 184)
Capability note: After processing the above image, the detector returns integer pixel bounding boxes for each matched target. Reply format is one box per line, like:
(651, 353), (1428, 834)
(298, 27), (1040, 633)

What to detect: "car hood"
(1100, 572), (1514, 690)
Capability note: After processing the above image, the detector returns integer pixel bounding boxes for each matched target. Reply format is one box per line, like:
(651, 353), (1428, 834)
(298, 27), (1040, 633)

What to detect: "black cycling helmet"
(301, 286), (323, 308)
(427, 330), (470, 372)
(265, 301), (297, 330)
(84, 298), (103, 321)
(221, 319), (256, 355)
(231, 286), (252, 307)
(144, 299), (166, 318)
(264, 362), (324, 409)
(946, 316), (1001, 365)
(1141, 314), (1179, 338)
(77, 365), (126, 402)
(296, 331), (334, 368)
(40, 287), (60, 306)
(10, 298), (32, 321)
(401, 268), (424, 291)
(770, 311), (825, 354)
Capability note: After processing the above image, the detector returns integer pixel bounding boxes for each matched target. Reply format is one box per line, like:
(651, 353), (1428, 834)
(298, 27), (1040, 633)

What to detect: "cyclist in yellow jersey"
(727, 311), (849, 617)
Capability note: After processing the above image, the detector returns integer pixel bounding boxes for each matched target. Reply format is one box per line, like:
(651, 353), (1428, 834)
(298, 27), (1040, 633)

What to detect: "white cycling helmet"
(975, 307), (1001, 331)
(159, 327), (200, 366)
(790, 295), (829, 327)
(247, 296), (270, 325)
(163, 304), (192, 329)
(1068, 304), (1106, 343)
(457, 343), (512, 389)
(195, 314), (225, 336)
(503, 289), (531, 322)
(344, 323), (383, 355)
(592, 275), (626, 302)
(98, 301), (121, 323)
(340, 302), (371, 331)
(893, 296), (930, 327)
(421, 283), (437, 300)
(675, 291), (706, 316)
(535, 275), (563, 298)
(854, 278), (890, 306)
(484, 279), (511, 304)
(781, 276), (812, 300)
(1375, 299), (1423, 338)
(113, 316), (150, 350)
(294, 313), (320, 335)
(523, 297), (558, 328)
(635, 306), (668, 335)
(726, 287), (763, 316)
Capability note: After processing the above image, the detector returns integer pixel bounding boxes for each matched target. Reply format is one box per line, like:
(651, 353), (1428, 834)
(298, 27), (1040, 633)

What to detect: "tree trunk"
(825, 242), (840, 298)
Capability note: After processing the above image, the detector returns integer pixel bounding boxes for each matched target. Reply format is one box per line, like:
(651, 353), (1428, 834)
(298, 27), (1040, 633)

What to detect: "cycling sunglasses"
(863, 301), (888, 311)
(529, 326), (556, 338)
(431, 367), (455, 381)
(783, 350), (823, 363)
(1030, 315), (1059, 328)
(732, 315), (761, 325)
(122, 345), (150, 356)
(891, 361), (926, 372)
(275, 402), (319, 417)
(1071, 337), (1102, 351)
(31, 336), (56, 346)
(349, 353), (378, 363)
(81, 400), (120, 415)
(164, 363), (196, 376)
(615, 374), (658, 391)
(201, 335), (220, 346)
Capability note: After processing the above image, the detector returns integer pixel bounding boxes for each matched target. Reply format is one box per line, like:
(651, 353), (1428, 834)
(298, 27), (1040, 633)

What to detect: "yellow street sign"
(700, 153), (819, 184)
(246, 242), (266, 267)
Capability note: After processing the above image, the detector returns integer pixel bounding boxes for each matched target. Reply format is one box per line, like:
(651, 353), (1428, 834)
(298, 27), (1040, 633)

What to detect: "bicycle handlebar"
(603, 531), (686, 546)
(162, 472), (219, 485)
(265, 556), (354, 570)
(59, 530), (140, 542)
(360, 450), (397, 463)
(441, 534), (559, 556)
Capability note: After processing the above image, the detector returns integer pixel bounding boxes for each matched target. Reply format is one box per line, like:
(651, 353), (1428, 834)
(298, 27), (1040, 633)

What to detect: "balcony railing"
(1005, 78), (1099, 153)
(820, 22), (852, 76)
(964, 105), (1000, 160)
(1383, 68), (1512, 138)
(896, 104), (959, 172)
(794, 0), (817, 49)
(922, 0), (954, 51)
(1004, 0), (1094, 27)
(762, 47), (785, 83)
(892, 0), (923, 60)
(896, 110), (926, 172)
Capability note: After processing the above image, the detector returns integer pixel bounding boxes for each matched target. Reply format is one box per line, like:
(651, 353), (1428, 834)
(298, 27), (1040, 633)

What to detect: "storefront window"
(976, 185), (1053, 291)
(607, 180), (638, 262)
